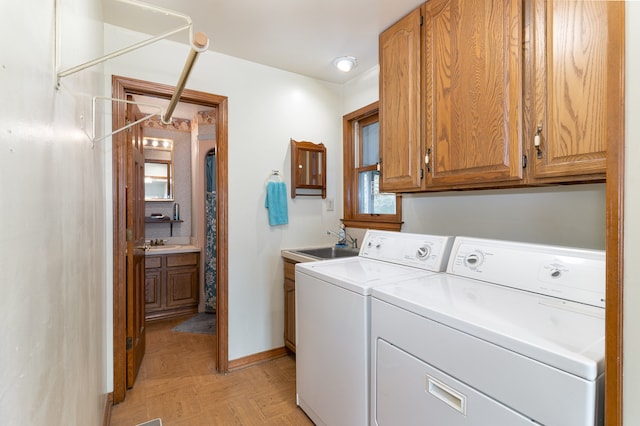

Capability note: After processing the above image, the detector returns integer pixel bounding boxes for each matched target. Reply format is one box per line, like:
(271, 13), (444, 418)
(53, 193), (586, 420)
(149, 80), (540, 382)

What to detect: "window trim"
(343, 101), (402, 231)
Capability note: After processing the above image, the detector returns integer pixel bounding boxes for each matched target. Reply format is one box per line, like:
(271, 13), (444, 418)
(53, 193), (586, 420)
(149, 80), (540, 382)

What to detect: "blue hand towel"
(265, 181), (289, 226)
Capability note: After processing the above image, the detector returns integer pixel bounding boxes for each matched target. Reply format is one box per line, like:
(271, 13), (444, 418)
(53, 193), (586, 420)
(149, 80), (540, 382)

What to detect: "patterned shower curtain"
(205, 153), (217, 312)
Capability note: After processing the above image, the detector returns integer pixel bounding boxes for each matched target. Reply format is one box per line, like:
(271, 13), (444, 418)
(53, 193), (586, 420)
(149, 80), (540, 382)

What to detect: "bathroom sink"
(148, 244), (182, 250)
(295, 246), (360, 259)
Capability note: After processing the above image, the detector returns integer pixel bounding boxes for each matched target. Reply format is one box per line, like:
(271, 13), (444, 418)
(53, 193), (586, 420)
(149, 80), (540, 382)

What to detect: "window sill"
(342, 218), (403, 232)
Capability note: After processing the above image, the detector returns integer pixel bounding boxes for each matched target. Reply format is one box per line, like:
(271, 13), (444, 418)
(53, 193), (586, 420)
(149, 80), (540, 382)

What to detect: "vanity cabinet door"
(165, 253), (199, 310)
(144, 269), (163, 312)
(424, 0), (523, 187)
(166, 267), (199, 309)
(144, 256), (163, 315)
(527, 0), (623, 182)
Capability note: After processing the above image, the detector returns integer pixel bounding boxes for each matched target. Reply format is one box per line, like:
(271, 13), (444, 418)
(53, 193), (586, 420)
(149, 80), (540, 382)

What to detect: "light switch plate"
(326, 198), (334, 211)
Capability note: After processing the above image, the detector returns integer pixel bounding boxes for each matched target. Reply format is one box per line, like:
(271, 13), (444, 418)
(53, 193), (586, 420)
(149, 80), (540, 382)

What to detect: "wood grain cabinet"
(379, 6), (424, 192)
(283, 259), (297, 353)
(145, 252), (200, 321)
(379, 0), (623, 192)
(526, 0), (624, 183)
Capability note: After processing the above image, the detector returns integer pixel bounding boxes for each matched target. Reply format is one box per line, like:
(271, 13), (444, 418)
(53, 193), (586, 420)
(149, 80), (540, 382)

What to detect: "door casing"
(111, 75), (229, 403)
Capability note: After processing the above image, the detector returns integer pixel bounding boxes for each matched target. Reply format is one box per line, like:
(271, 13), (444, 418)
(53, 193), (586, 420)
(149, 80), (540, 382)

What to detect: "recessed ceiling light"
(333, 56), (357, 73)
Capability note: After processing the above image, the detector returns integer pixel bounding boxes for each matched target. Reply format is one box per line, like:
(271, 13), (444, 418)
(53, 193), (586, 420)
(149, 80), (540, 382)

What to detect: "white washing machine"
(295, 230), (454, 426)
(370, 237), (606, 426)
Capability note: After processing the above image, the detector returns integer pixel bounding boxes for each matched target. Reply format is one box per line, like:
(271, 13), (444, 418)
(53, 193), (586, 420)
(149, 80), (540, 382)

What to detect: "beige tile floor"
(110, 316), (313, 426)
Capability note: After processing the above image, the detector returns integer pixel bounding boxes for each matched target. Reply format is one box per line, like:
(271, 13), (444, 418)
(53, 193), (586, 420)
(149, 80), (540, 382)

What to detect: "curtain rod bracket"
(88, 97), (163, 148)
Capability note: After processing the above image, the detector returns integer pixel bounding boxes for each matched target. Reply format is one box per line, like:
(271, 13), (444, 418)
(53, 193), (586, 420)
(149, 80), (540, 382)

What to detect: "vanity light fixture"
(143, 138), (173, 150)
(333, 56), (357, 73)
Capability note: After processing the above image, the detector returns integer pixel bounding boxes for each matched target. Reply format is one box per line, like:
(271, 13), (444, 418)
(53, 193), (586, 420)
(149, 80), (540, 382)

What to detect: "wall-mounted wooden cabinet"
(379, 6), (423, 192)
(290, 139), (326, 198)
(145, 252), (200, 321)
(379, 0), (623, 193)
(527, 0), (622, 183)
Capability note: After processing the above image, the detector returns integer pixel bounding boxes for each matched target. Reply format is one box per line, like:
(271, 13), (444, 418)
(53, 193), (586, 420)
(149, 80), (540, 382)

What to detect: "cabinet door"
(424, 0), (523, 186)
(166, 267), (199, 309)
(144, 270), (163, 313)
(379, 6), (424, 192)
(528, 0), (623, 181)
(284, 277), (296, 353)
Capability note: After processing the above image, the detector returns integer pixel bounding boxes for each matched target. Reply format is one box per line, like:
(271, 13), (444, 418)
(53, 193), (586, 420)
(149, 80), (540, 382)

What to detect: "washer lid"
(296, 257), (434, 295)
(372, 274), (604, 381)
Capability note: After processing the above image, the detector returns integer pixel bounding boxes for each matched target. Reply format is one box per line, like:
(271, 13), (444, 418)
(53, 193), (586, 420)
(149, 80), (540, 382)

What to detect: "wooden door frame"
(112, 75), (229, 403)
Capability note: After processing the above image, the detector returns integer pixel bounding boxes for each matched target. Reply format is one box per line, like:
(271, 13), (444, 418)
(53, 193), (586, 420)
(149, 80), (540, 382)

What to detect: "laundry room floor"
(109, 317), (312, 425)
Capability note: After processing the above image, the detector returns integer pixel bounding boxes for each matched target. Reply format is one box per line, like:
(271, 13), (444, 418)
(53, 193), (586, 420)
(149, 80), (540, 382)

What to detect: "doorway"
(111, 75), (229, 403)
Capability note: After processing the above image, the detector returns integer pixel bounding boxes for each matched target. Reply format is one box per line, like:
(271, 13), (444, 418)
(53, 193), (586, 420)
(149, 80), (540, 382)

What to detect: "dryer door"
(374, 339), (535, 426)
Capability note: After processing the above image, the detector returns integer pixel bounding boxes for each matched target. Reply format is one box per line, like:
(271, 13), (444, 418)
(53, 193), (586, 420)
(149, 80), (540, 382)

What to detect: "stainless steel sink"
(295, 246), (360, 259)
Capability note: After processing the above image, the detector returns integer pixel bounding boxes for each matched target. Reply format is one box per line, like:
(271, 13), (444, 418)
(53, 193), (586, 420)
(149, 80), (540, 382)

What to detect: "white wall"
(103, 25), (345, 360)
(624, 2), (640, 423)
(401, 185), (605, 249)
(0, 0), (108, 424)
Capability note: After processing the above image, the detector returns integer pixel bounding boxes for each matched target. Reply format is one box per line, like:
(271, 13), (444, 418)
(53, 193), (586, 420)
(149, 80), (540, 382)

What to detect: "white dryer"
(370, 237), (605, 426)
(295, 230), (454, 426)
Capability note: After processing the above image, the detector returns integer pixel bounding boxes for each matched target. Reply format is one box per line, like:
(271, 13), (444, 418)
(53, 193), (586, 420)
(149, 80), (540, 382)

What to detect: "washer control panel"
(359, 230), (454, 272)
(448, 237), (606, 308)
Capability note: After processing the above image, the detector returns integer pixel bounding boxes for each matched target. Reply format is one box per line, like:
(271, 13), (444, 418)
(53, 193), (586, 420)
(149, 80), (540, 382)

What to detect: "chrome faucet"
(327, 227), (358, 249)
(345, 233), (358, 249)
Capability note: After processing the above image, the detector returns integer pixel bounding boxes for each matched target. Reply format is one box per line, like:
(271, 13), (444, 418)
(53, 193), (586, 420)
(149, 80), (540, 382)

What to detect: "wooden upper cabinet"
(378, 0), (620, 193)
(528, 0), (623, 182)
(424, 0), (523, 187)
(379, 6), (423, 192)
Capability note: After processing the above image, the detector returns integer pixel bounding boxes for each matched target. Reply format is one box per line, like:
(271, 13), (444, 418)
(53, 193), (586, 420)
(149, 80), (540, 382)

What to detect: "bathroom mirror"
(290, 139), (326, 198)
(144, 137), (174, 201)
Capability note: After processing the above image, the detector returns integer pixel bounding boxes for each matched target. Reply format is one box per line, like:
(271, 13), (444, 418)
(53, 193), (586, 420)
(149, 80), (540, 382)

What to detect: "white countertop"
(145, 244), (201, 255)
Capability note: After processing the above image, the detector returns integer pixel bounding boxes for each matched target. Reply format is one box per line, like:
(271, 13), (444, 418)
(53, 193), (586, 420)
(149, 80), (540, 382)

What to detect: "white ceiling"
(102, 0), (424, 84)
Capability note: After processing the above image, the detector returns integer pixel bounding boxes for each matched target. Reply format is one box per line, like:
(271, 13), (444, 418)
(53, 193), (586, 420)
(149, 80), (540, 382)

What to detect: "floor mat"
(172, 313), (216, 335)
(135, 419), (162, 426)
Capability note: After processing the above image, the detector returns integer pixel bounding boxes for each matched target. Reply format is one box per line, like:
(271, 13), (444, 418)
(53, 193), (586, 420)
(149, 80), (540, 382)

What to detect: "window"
(343, 102), (402, 230)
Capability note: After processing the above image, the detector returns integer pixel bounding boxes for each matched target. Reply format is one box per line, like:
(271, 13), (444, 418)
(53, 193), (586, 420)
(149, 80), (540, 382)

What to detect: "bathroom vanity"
(145, 247), (200, 321)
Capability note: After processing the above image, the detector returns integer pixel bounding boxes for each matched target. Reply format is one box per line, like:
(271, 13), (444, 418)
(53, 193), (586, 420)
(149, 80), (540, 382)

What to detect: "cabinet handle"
(534, 125), (543, 158)
(425, 148), (431, 173)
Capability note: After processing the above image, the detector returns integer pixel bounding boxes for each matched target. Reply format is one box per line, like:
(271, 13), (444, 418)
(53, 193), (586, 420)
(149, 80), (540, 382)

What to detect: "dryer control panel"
(359, 230), (454, 272)
(447, 237), (605, 308)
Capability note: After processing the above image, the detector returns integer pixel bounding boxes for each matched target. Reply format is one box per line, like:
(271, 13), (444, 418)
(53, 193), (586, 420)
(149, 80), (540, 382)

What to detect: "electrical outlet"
(326, 198), (334, 211)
